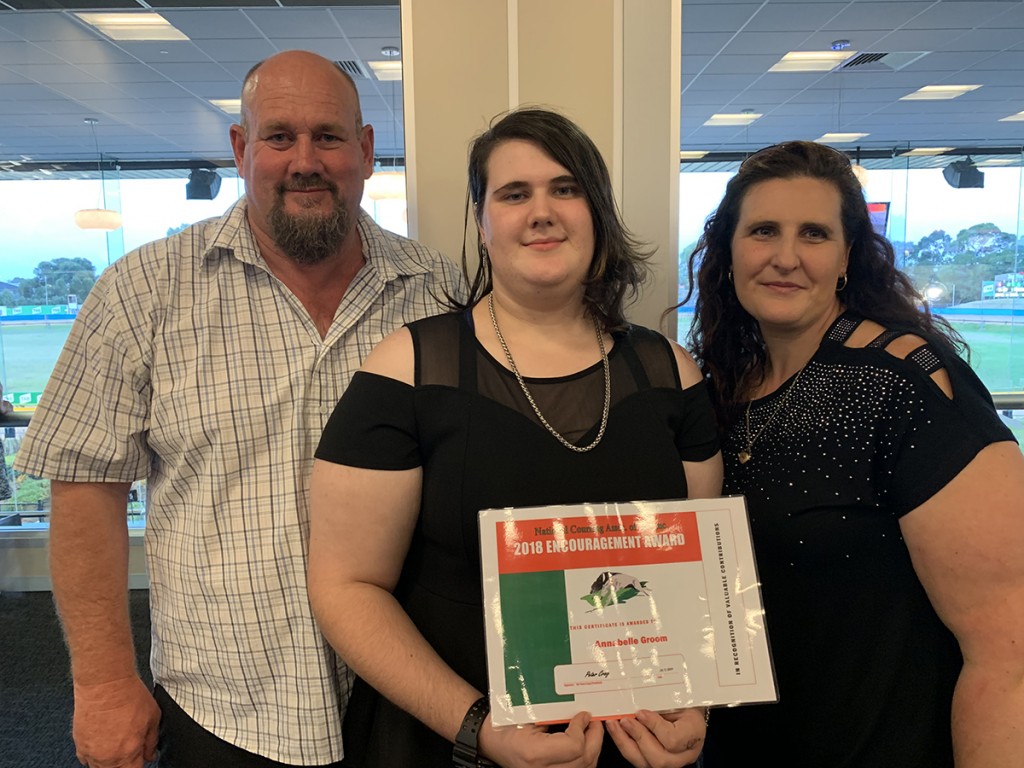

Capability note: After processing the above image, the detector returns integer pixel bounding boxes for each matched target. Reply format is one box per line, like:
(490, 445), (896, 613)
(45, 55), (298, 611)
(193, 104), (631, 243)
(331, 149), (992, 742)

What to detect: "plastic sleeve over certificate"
(478, 496), (777, 725)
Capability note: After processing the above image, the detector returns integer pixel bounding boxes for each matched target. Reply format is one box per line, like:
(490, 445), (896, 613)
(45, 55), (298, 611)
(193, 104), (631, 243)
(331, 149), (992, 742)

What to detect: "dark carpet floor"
(0, 590), (152, 768)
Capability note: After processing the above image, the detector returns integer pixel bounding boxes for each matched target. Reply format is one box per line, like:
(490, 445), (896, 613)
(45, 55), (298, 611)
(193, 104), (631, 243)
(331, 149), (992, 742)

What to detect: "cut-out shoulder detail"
(829, 313), (953, 398)
(874, 334), (952, 398)
(842, 317), (885, 348)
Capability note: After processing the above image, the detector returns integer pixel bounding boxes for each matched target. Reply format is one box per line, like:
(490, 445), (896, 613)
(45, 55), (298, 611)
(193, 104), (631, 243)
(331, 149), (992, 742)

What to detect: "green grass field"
(675, 314), (1023, 391)
(0, 322), (73, 394)
(0, 316), (1019, 519)
(1, 318), (1021, 393)
(950, 322), (1024, 392)
(1, 317), (1021, 443)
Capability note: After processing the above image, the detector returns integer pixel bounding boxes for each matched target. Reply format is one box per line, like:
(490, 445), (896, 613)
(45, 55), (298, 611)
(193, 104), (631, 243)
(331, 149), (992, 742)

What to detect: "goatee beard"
(268, 175), (351, 265)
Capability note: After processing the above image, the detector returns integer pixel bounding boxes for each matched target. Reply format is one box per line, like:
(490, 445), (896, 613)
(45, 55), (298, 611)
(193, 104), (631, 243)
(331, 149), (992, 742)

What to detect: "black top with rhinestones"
(703, 311), (1016, 768)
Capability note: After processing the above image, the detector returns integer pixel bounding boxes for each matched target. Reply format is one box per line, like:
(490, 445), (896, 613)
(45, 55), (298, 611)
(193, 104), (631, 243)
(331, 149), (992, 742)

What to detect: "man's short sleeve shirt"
(15, 198), (463, 763)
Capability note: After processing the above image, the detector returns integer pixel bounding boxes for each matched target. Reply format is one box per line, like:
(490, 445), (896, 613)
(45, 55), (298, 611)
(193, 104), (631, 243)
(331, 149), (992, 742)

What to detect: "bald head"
(240, 50), (362, 135)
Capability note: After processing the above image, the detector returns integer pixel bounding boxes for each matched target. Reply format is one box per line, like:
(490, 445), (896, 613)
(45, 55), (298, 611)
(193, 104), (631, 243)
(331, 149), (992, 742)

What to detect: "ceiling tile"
(115, 40), (209, 64)
(903, 1), (1023, 30)
(6, 61), (98, 82)
(191, 37), (275, 63)
(159, 9), (262, 40)
(34, 39), (137, 64)
(244, 8), (342, 40)
(681, 3), (763, 33)
(744, 3), (850, 33)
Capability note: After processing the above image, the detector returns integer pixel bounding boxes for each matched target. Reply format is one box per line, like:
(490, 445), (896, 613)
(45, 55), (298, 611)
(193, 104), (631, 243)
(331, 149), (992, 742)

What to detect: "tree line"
(679, 222), (1023, 306)
(894, 223), (1023, 304)
(0, 257), (98, 308)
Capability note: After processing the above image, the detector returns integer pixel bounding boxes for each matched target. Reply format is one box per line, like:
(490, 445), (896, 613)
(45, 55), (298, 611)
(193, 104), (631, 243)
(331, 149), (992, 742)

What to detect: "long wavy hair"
(453, 107), (652, 332)
(681, 140), (965, 429)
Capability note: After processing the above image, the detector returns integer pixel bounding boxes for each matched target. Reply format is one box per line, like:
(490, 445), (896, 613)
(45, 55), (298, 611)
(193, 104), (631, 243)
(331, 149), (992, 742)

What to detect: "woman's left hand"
(605, 708), (706, 768)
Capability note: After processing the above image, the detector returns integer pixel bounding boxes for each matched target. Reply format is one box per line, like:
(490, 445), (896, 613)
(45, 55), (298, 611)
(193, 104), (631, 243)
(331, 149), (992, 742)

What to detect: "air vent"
(334, 60), (370, 79)
(836, 51), (930, 72)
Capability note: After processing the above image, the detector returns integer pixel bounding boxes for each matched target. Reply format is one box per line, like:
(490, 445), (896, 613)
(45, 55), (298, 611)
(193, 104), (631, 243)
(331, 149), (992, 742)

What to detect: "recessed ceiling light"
(816, 132), (869, 143)
(75, 12), (188, 41)
(899, 85), (981, 101)
(368, 61), (402, 81)
(998, 110), (1024, 122)
(703, 112), (762, 126)
(769, 50), (856, 73)
(380, 45), (400, 58)
(975, 158), (1015, 166)
(898, 147), (954, 156)
(679, 150), (709, 160)
(210, 99), (241, 115)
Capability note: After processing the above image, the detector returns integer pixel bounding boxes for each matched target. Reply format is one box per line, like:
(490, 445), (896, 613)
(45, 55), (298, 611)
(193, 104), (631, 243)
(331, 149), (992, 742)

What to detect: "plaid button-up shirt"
(15, 197), (463, 763)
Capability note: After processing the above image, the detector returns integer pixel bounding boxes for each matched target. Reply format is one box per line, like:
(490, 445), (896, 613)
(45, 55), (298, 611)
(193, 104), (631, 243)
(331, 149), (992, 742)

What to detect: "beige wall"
(403, 0), (681, 333)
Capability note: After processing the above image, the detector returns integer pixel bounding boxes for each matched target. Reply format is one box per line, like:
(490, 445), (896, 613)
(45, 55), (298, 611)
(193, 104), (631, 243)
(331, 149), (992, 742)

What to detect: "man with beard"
(14, 50), (462, 768)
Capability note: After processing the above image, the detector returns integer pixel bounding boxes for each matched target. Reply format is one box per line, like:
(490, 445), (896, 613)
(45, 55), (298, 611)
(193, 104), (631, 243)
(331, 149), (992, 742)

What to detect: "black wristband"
(452, 696), (496, 768)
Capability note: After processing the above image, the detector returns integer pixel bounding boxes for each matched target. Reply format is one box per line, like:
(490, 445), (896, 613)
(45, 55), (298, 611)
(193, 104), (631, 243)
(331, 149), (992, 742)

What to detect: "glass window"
(0, 170), (243, 534)
(677, 153), (1024, 447)
(0, 166), (414, 534)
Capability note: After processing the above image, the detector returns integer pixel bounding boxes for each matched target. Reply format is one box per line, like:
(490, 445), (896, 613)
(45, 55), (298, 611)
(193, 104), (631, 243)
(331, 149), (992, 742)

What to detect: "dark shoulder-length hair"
(680, 140), (965, 428)
(453, 107), (652, 331)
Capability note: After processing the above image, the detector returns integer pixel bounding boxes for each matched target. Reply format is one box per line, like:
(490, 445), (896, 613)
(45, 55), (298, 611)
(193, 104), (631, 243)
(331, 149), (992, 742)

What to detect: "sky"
(1, 166), (1021, 282)
(0, 176), (408, 281)
(678, 165), (1024, 253)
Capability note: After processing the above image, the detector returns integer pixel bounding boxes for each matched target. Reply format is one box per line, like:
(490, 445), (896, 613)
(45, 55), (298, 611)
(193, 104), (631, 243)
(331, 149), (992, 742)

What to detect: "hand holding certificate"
(479, 496), (777, 726)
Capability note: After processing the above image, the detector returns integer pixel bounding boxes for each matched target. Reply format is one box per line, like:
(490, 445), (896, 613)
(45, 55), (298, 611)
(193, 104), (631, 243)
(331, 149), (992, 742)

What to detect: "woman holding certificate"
(682, 140), (1024, 767)
(308, 108), (722, 768)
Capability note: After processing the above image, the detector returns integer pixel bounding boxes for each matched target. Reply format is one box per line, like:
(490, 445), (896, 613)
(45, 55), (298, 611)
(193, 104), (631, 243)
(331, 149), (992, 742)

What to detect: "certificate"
(478, 496), (777, 725)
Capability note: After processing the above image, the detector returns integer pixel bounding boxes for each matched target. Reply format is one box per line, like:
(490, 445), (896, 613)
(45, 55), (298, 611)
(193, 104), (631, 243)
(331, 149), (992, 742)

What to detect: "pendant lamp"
(75, 118), (123, 231)
(365, 169), (406, 201)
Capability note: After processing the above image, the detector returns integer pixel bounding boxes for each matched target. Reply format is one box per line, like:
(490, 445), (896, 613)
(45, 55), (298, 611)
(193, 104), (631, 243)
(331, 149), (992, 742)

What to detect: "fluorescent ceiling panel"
(703, 113), (762, 126)
(998, 111), (1024, 122)
(679, 151), (709, 159)
(75, 13), (189, 41)
(899, 147), (954, 156)
(210, 99), (241, 115)
(769, 50), (856, 73)
(899, 85), (981, 101)
(368, 61), (402, 81)
(816, 133), (869, 143)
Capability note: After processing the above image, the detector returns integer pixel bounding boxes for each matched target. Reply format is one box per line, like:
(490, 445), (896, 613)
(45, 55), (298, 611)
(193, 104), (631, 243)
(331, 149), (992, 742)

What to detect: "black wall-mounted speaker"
(942, 159), (984, 189)
(186, 169), (222, 200)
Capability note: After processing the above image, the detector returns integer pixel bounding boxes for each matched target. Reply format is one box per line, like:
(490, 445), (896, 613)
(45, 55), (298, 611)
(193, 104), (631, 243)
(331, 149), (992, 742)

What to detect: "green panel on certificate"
(499, 571), (574, 706)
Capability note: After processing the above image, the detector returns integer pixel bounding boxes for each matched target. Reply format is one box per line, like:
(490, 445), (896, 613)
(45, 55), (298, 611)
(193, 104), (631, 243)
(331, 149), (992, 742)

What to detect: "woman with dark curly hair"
(308, 108), (723, 768)
(682, 140), (1024, 767)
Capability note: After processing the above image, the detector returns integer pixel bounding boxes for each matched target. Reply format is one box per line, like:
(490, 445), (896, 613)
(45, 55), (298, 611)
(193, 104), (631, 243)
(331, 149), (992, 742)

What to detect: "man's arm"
(50, 479), (160, 768)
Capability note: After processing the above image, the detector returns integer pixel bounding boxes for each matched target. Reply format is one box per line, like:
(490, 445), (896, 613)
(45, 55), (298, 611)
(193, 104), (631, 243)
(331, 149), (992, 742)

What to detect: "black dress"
(702, 312), (1016, 768)
(316, 311), (720, 768)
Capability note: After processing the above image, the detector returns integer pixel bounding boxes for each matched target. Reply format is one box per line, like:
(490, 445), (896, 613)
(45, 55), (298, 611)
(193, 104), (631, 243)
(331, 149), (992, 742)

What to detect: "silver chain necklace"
(738, 366), (805, 465)
(487, 293), (610, 453)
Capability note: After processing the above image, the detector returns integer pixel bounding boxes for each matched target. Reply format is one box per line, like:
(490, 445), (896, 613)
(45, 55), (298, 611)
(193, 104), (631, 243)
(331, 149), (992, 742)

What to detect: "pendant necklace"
(738, 366), (806, 465)
(487, 293), (610, 453)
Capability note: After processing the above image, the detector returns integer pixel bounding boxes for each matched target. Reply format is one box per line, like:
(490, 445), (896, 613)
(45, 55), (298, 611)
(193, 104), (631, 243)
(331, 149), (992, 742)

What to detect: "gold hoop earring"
(836, 273), (848, 292)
